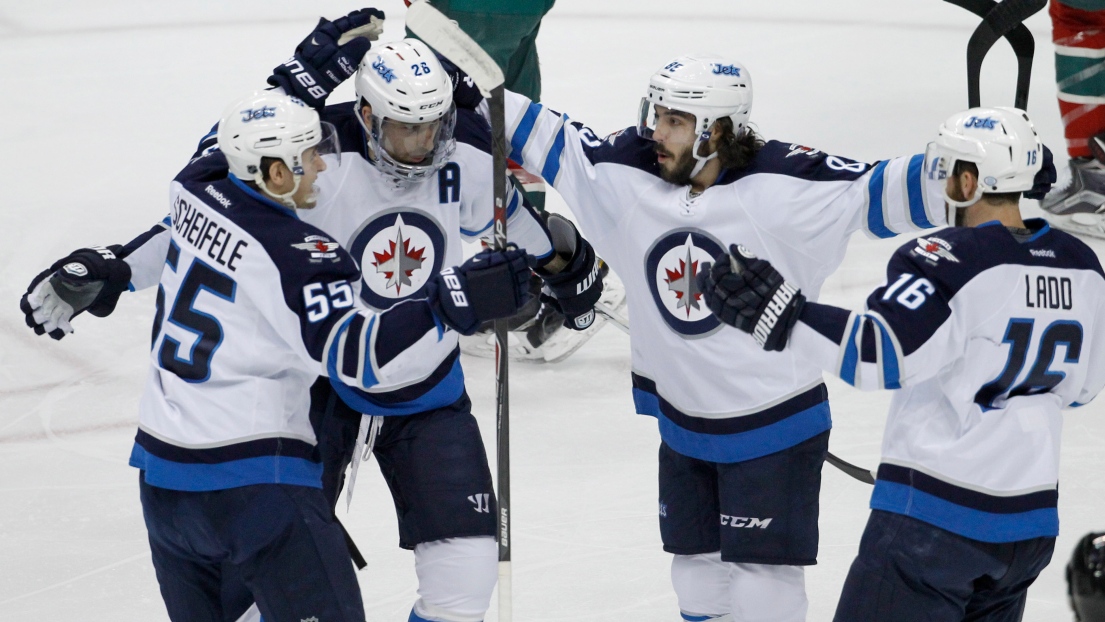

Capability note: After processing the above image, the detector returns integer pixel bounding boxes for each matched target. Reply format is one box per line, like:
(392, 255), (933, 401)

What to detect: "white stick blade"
(405, 0), (505, 96)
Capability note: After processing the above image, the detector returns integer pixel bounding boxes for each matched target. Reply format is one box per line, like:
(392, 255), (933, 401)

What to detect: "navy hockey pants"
(139, 476), (365, 622)
(833, 510), (1055, 622)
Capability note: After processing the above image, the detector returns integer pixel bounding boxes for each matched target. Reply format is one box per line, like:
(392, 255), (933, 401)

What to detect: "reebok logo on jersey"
(204, 185), (232, 209)
(720, 514), (773, 529)
(1031, 248), (1057, 258)
(292, 235), (340, 263)
(913, 236), (959, 264)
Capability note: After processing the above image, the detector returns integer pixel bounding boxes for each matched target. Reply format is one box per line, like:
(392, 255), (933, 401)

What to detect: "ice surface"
(1, 1), (1103, 619)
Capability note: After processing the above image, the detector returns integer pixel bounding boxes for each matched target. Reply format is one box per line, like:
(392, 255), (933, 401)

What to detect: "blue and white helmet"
(927, 107), (1043, 208)
(638, 54), (754, 176)
(353, 38), (456, 182)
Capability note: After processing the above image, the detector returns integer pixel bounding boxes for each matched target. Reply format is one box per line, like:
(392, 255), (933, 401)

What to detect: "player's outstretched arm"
(266, 8), (385, 109)
(424, 247), (535, 336)
(20, 246), (132, 340)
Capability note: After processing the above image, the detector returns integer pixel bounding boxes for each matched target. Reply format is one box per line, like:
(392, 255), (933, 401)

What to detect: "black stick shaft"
(489, 85), (511, 570)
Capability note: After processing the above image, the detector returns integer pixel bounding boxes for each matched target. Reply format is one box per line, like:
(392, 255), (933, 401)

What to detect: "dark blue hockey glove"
(436, 55), (484, 110)
(267, 8), (385, 109)
(426, 248), (536, 335)
(536, 217), (603, 331)
(697, 244), (805, 352)
(1024, 144), (1056, 201)
(20, 246), (132, 340)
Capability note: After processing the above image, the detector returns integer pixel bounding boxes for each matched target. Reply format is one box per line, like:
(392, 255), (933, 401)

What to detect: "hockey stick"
(825, 451), (876, 485)
(596, 301), (629, 335)
(405, 3), (515, 619)
(942, 0), (1046, 108)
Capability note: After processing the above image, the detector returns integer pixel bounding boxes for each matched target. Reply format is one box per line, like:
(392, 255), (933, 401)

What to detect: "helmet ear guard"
(927, 106), (1042, 210)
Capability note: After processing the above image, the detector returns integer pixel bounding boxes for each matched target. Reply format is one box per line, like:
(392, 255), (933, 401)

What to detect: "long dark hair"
(713, 117), (764, 170)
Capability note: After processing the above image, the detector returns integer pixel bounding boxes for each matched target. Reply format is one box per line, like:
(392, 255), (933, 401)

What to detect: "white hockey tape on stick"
(405, 0), (504, 96)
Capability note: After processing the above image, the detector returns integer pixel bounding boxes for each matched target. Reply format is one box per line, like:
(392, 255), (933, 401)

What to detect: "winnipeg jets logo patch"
(350, 209), (446, 310)
(292, 235), (340, 263)
(645, 230), (725, 337)
(912, 236), (959, 264)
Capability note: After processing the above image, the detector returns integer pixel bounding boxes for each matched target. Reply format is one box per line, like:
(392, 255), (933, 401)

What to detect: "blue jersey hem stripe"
(129, 444), (322, 491)
(906, 154), (935, 229)
(870, 480), (1059, 543)
(866, 161), (895, 239)
(638, 398), (832, 463)
(876, 464), (1058, 513)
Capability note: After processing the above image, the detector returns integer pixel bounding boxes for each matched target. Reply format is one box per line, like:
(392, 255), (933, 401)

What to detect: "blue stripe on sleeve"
(866, 161), (896, 239)
(840, 317), (862, 386)
(906, 154), (935, 229)
(362, 315), (377, 389)
(869, 316), (901, 390)
(509, 103), (542, 165)
(541, 119), (568, 185)
(329, 356), (466, 416)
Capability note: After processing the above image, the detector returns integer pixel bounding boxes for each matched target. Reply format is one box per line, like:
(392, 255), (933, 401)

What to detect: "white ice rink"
(2, 0), (1104, 619)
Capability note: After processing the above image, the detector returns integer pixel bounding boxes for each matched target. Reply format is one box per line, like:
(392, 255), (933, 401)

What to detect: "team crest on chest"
(645, 230), (725, 337)
(349, 209), (446, 310)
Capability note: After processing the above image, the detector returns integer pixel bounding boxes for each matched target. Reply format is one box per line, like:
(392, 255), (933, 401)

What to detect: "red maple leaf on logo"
(372, 236), (427, 293)
(925, 242), (939, 253)
(664, 257), (701, 317)
(314, 240), (330, 252)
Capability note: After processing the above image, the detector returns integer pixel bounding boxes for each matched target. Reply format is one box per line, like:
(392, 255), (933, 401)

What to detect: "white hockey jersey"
(791, 220), (1105, 542)
(130, 152), (449, 491)
(120, 105), (553, 417)
(500, 90), (946, 462)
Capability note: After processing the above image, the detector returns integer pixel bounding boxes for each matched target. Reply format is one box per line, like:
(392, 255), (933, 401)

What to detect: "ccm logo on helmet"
(720, 514), (773, 529)
(964, 116), (998, 130)
(711, 64), (741, 77)
(240, 107), (276, 123)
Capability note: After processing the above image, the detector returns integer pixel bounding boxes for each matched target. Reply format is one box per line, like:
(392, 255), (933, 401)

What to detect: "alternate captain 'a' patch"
(912, 236), (959, 265)
(645, 230), (725, 337)
(349, 209), (446, 310)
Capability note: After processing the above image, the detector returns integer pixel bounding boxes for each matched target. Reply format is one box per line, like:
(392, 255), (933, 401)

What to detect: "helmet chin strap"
(256, 174), (303, 210)
(689, 131), (719, 178)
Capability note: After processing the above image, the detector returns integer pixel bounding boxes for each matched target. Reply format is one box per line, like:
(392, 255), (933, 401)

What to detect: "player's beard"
(655, 143), (696, 186)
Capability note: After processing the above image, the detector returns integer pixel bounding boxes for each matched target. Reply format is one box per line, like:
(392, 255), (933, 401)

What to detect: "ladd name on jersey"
(172, 193), (248, 271)
(1024, 273), (1074, 310)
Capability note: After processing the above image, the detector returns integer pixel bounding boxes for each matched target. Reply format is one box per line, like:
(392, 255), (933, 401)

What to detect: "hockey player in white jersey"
(443, 52), (970, 620)
(21, 13), (605, 622)
(25, 90), (534, 622)
(700, 107), (1104, 621)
